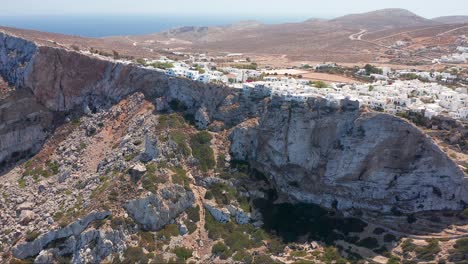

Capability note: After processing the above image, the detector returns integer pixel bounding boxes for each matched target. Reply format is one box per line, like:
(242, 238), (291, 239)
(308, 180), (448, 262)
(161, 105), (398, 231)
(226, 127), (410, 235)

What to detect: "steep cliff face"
(0, 90), (52, 168)
(230, 97), (468, 212)
(0, 32), (466, 214)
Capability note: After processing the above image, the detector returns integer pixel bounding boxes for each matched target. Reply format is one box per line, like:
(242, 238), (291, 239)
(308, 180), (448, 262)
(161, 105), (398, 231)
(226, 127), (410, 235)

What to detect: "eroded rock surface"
(125, 185), (195, 231)
(230, 97), (468, 212)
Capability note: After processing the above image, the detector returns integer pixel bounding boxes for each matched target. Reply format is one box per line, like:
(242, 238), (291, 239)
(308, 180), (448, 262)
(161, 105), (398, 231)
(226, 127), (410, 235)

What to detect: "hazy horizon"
(1, 0), (467, 18)
(1, 0), (467, 37)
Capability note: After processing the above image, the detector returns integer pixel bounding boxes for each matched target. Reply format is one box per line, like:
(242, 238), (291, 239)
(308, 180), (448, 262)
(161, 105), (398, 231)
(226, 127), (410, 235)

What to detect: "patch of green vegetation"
(184, 205), (200, 234)
(364, 64), (383, 75)
(448, 237), (468, 263)
(387, 255), (401, 264)
(209, 182), (237, 206)
(320, 247), (348, 264)
(415, 239), (440, 261)
(18, 178), (26, 189)
(212, 241), (229, 258)
(171, 167), (191, 190)
(290, 251), (308, 258)
(124, 152), (138, 162)
(25, 230), (40, 242)
(190, 131), (215, 172)
(401, 239), (417, 253)
(232, 63), (258, 70)
(123, 247), (149, 264)
(253, 254), (279, 264)
(233, 250), (253, 263)
(79, 141), (87, 151)
(460, 208), (468, 219)
(45, 160), (59, 175)
(172, 246), (193, 261)
(309, 80), (328, 88)
(142, 163), (166, 193)
(169, 131), (191, 156)
(186, 205), (200, 223)
(156, 224), (179, 241)
(148, 61), (174, 69)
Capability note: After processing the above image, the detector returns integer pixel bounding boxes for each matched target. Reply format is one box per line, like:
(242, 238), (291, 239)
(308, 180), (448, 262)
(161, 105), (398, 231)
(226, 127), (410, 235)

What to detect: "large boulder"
(124, 185), (195, 231)
(204, 201), (231, 223)
(13, 211), (111, 259)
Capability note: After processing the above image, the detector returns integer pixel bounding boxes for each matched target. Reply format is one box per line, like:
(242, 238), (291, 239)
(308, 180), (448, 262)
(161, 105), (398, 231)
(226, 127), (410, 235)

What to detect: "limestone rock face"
(204, 201), (231, 223)
(230, 97), (468, 213)
(124, 185), (195, 231)
(195, 106), (211, 129)
(0, 90), (53, 167)
(13, 211), (111, 259)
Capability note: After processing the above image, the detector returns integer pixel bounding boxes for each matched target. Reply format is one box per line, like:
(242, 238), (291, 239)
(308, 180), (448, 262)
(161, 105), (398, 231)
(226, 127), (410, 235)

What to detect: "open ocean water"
(0, 15), (309, 37)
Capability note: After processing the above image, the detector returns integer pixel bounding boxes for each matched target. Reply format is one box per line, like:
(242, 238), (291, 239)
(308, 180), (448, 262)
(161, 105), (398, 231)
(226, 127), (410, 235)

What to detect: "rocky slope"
(1, 31), (467, 213)
(0, 31), (467, 263)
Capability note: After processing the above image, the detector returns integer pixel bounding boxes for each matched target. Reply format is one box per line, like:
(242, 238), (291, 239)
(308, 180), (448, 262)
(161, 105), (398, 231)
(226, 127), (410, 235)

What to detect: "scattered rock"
(125, 185), (195, 231)
(204, 201), (230, 223)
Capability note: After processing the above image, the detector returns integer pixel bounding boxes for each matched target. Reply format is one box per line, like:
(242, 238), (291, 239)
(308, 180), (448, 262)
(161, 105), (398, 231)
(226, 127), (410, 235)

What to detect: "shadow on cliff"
(236, 161), (468, 261)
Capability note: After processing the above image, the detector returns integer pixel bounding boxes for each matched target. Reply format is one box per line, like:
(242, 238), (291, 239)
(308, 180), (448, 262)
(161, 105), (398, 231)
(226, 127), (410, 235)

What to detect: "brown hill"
(330, 8), (440, 30)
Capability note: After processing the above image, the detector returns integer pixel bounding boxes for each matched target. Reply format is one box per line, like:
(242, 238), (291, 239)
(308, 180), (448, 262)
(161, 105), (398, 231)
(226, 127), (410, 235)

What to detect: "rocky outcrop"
(13, 211), (111, 259)
(230, 97), (468, 213)
(124, 185), (195, 231)
(0, 90), (52, 168)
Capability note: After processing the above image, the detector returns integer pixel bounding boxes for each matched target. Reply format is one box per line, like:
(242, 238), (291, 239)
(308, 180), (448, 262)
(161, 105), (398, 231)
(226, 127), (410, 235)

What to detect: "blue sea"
(0, 15), (309, 37)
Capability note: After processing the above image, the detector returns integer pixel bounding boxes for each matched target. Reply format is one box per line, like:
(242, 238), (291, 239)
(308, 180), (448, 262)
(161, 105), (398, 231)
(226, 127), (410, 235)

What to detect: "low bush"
(173, 246), (193, 261)
(157, 224), (179, 240)
(448, 237), (468, 262)
(415, 239), (440, 261)
(123, 247), (148, 264)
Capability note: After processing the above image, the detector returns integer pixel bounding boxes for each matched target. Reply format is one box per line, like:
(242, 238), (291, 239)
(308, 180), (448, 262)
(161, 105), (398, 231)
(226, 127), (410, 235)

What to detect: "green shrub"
(387, 255), (401, 264)
(460, 208), (468, 219)
(212, 242), (228, 256)
(190, 131), (215, 172)
(157, 224), (180, 240)
(415, 239), (440, 261)
(169, 131), (191, 156)
(171, 167), (191, 190)
(448, 237), (468, 262)
(186, 205), (200, 223)
(25, 230), (40, 242)
(233, 250), (253, 263)
(401, 239), (417, 252)
(209, 182), (237, 206)
(18, 178), (26, 189)
(173, 246), (193, 261)
(253, 254), (278, 264)
(123, 247), (149, 264)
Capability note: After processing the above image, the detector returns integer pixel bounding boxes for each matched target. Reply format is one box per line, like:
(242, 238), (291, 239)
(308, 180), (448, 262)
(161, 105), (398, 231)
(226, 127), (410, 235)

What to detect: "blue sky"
(0, 0), (467, 18)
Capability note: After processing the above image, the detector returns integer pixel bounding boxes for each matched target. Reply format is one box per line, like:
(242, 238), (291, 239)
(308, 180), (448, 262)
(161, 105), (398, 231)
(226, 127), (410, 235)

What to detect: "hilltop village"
(86, 49), (468, 121)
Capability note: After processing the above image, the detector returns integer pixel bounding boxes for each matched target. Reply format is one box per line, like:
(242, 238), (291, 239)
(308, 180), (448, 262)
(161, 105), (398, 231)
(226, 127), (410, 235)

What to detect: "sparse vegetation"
(173, 246), (193, 261)
(156, 224), (179, 241)
(448, 237), (468, 262)
(190, 131), (215, 172)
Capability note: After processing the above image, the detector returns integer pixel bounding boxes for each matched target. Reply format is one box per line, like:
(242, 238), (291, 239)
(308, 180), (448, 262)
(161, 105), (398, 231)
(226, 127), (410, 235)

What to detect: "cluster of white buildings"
(434, 46), (468, 64)
(133, 56), (468, 121)
(242, 78), (468, 120)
